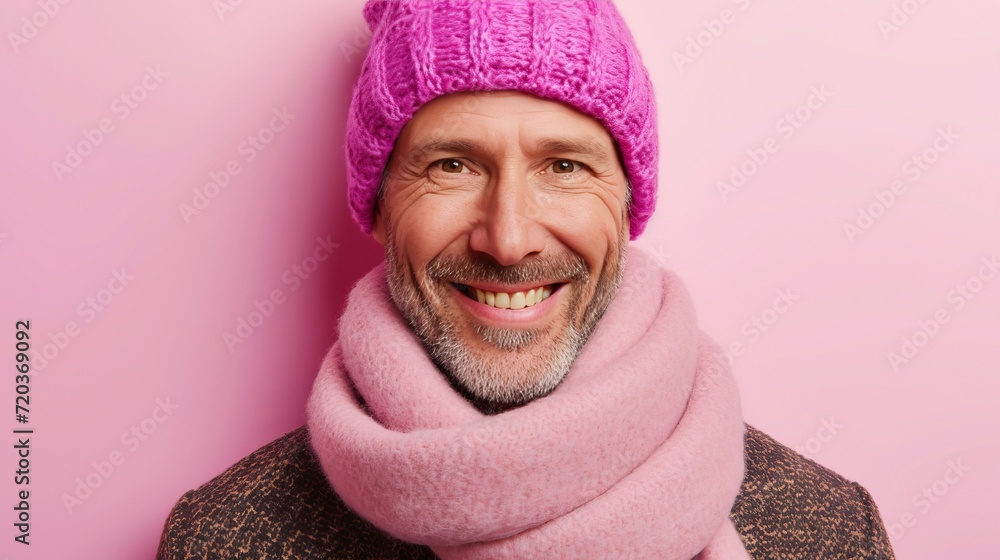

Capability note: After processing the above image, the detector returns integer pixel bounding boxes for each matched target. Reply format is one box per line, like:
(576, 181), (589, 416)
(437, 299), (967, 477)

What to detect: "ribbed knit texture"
(345, 0), (659, 239)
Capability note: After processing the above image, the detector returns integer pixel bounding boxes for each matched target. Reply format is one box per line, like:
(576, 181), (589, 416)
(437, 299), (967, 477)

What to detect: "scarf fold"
(307, 246), (750, 559)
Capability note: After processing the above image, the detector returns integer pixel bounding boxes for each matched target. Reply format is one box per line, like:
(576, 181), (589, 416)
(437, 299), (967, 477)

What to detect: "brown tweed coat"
(158, 425), (894, 559)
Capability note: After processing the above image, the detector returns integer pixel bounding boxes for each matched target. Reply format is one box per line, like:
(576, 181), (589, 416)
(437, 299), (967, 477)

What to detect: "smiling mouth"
(453, 283), (560, 310)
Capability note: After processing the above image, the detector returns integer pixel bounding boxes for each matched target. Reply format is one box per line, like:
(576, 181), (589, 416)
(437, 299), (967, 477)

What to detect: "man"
(159, 1), (895, 558)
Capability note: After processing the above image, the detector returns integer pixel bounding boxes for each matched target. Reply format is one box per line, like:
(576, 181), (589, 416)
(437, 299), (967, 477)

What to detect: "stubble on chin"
(382, 231), (626, 414)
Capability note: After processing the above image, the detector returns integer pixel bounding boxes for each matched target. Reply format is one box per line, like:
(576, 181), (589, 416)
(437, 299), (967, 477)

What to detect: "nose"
(468, 171), (547, 266)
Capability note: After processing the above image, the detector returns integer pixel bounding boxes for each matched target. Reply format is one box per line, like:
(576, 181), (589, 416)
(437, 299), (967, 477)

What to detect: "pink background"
(2, 0), (997, 558)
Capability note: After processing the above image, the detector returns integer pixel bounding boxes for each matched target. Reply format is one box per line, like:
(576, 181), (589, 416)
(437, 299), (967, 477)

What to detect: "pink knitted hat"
(346, 0), (658, 239)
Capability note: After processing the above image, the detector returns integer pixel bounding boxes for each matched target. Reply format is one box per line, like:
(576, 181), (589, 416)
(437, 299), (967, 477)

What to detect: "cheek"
(540, 193), (624, 260)
(390, 195), (474, 267)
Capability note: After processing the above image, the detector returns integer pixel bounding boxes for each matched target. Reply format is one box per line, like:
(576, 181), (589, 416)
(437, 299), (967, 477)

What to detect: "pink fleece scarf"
(307, 246), (750, 559)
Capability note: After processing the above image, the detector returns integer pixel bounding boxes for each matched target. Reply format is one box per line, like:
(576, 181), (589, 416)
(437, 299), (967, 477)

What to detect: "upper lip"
(451, 280), (565, 293)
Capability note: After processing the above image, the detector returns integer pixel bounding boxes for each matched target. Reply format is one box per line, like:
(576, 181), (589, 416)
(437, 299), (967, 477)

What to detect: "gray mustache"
(427, 253), (588, 286)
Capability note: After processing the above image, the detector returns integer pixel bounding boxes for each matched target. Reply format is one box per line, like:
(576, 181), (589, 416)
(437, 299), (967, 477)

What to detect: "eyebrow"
(533, 138), (616, 168)
(405, 136), (617, 168)
(407, 139), (481, 165)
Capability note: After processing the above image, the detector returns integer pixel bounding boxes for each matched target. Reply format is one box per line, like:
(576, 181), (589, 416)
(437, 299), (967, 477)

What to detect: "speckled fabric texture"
(345, 0), (659, 239)
(158, 425), (895, 559)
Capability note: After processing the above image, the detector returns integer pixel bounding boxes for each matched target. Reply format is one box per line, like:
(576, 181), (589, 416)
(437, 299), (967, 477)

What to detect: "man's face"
(373, 91), (630, 411)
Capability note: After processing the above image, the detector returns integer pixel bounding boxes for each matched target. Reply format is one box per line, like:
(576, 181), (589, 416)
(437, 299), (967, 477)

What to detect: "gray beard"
(382, 229), (626, 414)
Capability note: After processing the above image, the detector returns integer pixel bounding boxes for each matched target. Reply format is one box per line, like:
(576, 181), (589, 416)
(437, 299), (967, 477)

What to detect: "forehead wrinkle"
(405, 123), (519, 164)
(402, 117), (617, 170)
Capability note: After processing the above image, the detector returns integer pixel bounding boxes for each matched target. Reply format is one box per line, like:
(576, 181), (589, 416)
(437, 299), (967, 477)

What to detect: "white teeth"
(494, 292), (510, 309)
(510, 292), (525, 310)
(472, 285), (554, 309)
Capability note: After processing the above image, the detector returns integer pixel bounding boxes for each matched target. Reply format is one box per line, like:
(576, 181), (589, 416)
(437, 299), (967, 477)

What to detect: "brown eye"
(438, 159), (469, 174)
(551, 160), (581, 174)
